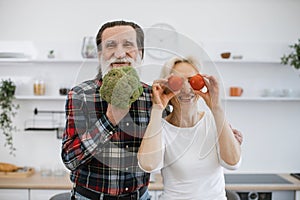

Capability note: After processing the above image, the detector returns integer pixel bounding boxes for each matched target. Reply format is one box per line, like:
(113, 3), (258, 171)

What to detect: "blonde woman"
(138, 57), (242, 200)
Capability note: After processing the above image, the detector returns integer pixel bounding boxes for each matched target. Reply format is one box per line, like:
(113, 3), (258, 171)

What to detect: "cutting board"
(0, 167), (34, 178)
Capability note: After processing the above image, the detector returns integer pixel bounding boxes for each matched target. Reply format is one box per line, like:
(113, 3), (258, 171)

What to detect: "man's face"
(99, 25), (142, 76)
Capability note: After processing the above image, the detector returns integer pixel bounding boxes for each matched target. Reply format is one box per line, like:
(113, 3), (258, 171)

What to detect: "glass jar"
(33, 80), (45, 95)
(81, 36), (97, 58)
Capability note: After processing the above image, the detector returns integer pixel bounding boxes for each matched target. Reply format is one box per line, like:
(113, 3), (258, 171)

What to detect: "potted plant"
(0, 78), (19, 155)
(47, 49), (55, 59)
(281, 39), (300, 70)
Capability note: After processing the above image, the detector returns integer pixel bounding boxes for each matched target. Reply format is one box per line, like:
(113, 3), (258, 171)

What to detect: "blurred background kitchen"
(0, 0), (300, 199)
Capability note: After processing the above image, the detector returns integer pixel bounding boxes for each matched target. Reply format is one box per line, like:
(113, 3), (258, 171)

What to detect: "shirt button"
(126, 122), (130, 126)
(125, 187), (128, 191)
(126, 168), (128, 170)
(109, 131), (113, 135)
(126, 145), (129, 148)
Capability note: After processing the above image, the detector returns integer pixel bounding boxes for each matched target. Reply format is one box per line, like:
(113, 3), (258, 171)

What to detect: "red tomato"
(168, 75), (183, 91)
(189, 74), (205, 90)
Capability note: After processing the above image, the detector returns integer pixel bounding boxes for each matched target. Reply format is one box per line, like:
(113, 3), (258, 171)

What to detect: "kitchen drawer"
(0, 189), (28, 200)
(30, 189), (70, 200)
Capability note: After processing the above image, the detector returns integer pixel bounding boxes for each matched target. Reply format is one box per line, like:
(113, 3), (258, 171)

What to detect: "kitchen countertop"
(225, 174), (300, 191)
(0, 171), (72, 190)
(0, 172), (299, 191)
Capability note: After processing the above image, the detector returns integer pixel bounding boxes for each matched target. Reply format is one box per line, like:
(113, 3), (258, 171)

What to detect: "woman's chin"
(178, 96), (195, 104)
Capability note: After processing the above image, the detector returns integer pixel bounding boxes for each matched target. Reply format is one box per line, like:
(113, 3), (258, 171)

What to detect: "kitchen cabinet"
(0, 189), (28, 200)
(30, 189), (70, 200)
(1, 172), (300, 200)
(0, 189), (71, 200)
(148, 190), (157, 200)
(0, 189), (161, 200)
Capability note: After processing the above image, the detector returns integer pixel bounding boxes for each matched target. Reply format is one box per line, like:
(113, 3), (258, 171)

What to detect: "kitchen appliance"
(225, 174), (294, 200)
(290, 173), (300, 181)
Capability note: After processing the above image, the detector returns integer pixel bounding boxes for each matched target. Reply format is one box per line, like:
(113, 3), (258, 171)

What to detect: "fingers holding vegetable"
(167, 75), (183, 91)
(194, 74), (221, 109)
(201, 74), (220, 99)
(100, 66), (143, 109)
(152, 81), (176, 109)
(188, 74), (205, 91)
(100, 66), (143, 125)
(106, 104), (129, 125)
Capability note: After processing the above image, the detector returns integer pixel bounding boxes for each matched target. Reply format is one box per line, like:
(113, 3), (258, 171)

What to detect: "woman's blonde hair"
(160, 56), (202, 78)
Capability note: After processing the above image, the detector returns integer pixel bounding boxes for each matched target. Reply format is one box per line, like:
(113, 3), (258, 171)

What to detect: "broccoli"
(100, 66), (143, 109)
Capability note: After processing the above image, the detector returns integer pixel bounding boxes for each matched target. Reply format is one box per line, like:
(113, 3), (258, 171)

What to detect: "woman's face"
(170, 62), (199, 105)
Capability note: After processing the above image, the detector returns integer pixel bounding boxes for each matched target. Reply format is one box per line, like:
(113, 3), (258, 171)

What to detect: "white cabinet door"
(156, 190), (163, 200)
(30, 189), (70, 200)
(0, 189), (28, 200)
(296, 191), (300, 200)
(148, 190), (156, 200)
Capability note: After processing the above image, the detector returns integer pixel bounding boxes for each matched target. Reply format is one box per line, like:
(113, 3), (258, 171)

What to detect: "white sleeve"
(219, 155), (242, 170)
(209, 112), (241, 170)
(138, 121), (166, 173)
(216, 137), (242, 170)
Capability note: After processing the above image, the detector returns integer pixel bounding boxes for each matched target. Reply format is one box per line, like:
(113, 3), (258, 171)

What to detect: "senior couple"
(61, 20), (242, 200)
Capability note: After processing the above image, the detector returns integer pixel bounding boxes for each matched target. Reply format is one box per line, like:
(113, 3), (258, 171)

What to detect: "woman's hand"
(194, 74), (220, 110)
(152, 79), (176, 110)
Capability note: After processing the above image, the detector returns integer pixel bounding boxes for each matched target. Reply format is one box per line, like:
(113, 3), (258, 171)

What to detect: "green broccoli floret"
(100, 66), (143, 109)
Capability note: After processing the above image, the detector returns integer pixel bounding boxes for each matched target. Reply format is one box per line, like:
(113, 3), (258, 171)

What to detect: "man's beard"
(99, 54), (142, 77)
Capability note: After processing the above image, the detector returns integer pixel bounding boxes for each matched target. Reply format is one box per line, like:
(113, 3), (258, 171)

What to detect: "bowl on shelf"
(220, 52), (231, 59)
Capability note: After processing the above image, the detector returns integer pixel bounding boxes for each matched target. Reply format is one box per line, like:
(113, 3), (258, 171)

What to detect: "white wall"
(0, 0), (300, 173)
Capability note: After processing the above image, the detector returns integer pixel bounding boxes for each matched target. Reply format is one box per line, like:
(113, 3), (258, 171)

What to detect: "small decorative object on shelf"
(59, 87), (70, 95)
(229, 86), (243, 97)
(232, 55), (243, 60)
(47, 50), (55, 59)
(281, 38), (300, 70)
(220, 52), (231, 59)
(0, 78), (19, 156)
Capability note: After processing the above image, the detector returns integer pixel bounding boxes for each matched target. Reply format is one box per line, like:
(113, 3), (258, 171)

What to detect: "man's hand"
(106, 104), (129, 126)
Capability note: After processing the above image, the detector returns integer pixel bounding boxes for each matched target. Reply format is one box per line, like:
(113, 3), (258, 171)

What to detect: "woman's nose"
(180, 80), (193, 94)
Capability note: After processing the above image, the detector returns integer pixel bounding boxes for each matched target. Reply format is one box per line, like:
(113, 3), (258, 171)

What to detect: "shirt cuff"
(221, 156), (242, 170)
(97, 114), (117, 142)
